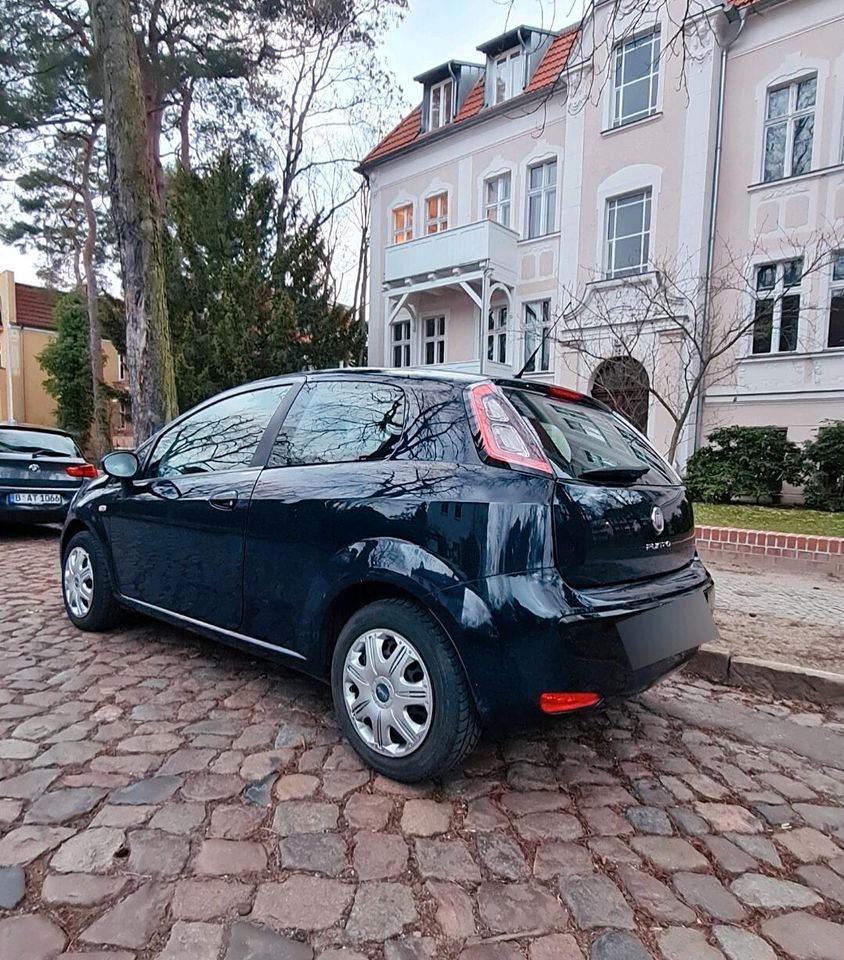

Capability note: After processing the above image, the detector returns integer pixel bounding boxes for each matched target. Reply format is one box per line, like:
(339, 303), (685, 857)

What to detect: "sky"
(2, 0), (589, 289)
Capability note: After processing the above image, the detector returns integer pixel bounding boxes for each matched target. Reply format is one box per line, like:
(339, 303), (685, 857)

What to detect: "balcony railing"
(384, 219), (518, 286)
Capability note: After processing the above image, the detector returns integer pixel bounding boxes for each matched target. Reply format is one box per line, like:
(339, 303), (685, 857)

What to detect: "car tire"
(331, 598), (481, 782)
(62, 530), (121, 631)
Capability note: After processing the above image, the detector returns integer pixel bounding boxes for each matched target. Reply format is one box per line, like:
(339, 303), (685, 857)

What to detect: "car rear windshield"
(0, 428), (79, 458)
(505, 389), (680, 486)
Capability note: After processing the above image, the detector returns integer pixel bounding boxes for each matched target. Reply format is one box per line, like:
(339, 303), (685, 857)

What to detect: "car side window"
(147, 386), (290, 478)
(269, 380), (406, 467)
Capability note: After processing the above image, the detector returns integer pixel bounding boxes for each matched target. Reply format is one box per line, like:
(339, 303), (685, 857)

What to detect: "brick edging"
(695, 524), (844, 576)
(695, 524), (843, 558)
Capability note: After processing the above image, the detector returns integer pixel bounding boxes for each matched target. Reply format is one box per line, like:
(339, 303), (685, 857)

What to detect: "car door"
(241, 378), (409, 658)
(106, 383), (293, 631)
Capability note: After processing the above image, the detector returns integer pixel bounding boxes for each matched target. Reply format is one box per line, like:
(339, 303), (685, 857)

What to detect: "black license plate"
(618, 589), (716, 670)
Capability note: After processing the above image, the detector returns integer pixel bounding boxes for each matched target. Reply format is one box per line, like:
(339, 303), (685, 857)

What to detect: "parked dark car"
(60, 370), (715, 781)
(1, 424), (97, 525)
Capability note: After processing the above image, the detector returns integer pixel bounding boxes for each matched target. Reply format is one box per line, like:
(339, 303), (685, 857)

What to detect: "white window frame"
(391, 319), (412, 368)
(429, 77), (454, 130)
(494, 47), (523, 105)
(762, 74), (817, 182)
(422, 315), (446, 365)
(526, 159), (557, 239)
(828, 252), (844, 349)
(523, 299), (552, 374)
(117, 352), (127, 382)
(425, 192), (449, 235)
(487, 306), (508, 365)
(612, 27), (661, 128)
(391, 203), (414, 245)
(605, 189), (652, 280)
(485, 173), (512, 228)
(751, 258), (804, 356)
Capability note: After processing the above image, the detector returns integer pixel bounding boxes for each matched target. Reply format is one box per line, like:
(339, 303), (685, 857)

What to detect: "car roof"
(306, 367), (485, 385)
(0, 422), (74, 437)
(229, 367), (607, 407)
(173, 368), (608, 425)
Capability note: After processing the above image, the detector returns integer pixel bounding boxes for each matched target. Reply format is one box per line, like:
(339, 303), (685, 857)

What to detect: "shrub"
(803, 421), (844, 512)
(37, 292), (93, 447)
(684, 426), (805, 504)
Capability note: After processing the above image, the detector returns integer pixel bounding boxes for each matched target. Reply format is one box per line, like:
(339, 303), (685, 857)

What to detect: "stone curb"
(685, 644), (844, 706)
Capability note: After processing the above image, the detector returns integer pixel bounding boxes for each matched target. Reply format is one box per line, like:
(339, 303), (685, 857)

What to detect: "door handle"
(208, 491), (239, 511)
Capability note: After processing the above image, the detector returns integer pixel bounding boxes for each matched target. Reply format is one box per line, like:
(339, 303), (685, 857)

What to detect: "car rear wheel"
(62, 531), (121, 631)
(331, 598), (481, 782)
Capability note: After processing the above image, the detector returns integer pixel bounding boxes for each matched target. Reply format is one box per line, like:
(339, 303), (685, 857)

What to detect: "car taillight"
(66, 464), (98, 479)
(548, 385), (584, 402)
(468, 382), (552, 475)
(540, 692), (602, 714)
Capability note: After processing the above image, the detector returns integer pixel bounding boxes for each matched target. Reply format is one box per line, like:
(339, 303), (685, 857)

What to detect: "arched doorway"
(591, 357), (650, 435)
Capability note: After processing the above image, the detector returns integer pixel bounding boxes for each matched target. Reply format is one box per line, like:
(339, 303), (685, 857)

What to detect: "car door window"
(147, 386), (290, 478)
(269, 380), (406, 467)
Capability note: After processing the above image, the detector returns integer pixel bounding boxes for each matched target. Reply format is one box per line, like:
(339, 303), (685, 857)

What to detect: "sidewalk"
(709, 561), (844, 675)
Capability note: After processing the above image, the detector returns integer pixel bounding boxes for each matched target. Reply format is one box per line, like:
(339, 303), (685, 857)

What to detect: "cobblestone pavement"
(1, 527), (844, 960)
(711, 565), (844, 628)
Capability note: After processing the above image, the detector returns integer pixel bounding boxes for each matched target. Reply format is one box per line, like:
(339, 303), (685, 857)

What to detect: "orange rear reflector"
(539, 692), (601, 714)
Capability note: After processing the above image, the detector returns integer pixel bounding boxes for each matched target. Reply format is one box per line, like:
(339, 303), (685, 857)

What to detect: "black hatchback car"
(61, 370), (715, 781)
(1, 424), (97, 525)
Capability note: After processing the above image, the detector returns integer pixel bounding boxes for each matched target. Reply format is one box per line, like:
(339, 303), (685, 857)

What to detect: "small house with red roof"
(0, 270), (129, 442)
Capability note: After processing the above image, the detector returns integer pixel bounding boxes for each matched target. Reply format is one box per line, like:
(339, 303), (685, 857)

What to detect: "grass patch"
(693, 502), (844, 537)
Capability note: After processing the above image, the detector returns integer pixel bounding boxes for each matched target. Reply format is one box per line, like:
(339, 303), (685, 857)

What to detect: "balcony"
(384, 219), (518, 288)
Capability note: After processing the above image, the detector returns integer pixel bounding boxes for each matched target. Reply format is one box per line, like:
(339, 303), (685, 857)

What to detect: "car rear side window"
(269, 380), (406, 467)
(0, 429), (79, 458)
(147, 386), (289, 478)
(506, 389), (680, 485)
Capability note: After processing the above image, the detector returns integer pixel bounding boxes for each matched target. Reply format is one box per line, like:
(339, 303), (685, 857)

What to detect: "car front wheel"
(62, 531), (121, 631)
(331, 598), (481, 782)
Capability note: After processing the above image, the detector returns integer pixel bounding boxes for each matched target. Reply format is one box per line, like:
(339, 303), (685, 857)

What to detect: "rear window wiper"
(578, 465), (649, 483)
(31, 449), (73, 458)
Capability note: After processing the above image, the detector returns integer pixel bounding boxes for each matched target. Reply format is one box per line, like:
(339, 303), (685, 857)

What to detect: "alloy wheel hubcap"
(64, 546), (93, 618)
(342, 629), (433, 757)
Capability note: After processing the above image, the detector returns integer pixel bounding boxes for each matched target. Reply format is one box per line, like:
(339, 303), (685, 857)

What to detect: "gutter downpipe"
(693, 4), (746, 454)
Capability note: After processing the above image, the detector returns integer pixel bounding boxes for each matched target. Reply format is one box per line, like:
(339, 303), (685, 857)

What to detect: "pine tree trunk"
(90, 0), (177, 443)
(178, 82), (193, 170)
(81, 129), (109, 460)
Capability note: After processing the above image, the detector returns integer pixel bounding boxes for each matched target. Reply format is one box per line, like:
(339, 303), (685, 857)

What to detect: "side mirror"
(101, 450), (141, 481)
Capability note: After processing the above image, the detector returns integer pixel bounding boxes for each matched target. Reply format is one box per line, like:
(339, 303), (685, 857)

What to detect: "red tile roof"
(526, 27), (579, 93)
(15, 283), (58, 331)
(361, 106), (424, 166)
(361, 27), (579, 168)
(454, 78), (485, 124)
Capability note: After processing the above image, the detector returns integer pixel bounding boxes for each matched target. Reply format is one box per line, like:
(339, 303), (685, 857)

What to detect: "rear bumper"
(0, 485), (78, 524)
(433, 558), (714, 727)
(0, 501), (70, 524)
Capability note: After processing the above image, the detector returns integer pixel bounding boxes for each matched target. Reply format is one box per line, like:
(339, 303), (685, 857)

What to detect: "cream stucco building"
(359, 0), (844, 467)
(0, 270), (128, 442)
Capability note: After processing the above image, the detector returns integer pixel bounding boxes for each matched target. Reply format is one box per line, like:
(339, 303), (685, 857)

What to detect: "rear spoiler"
(491, 378), (612, 413)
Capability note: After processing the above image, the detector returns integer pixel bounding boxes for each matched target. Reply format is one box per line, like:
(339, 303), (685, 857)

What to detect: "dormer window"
(494, 49), (522, 104)
(415, 61), (484, 135)
(430, 78), (454, 130)
(478, 26), (553, 109)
